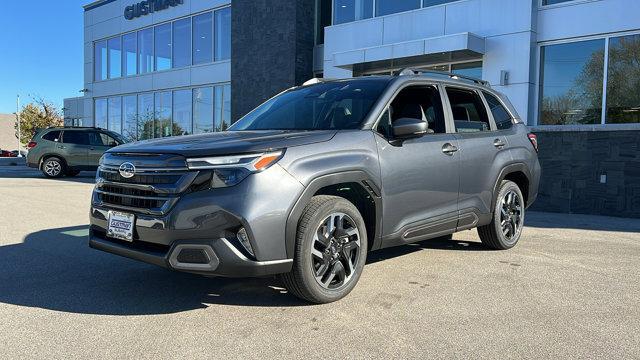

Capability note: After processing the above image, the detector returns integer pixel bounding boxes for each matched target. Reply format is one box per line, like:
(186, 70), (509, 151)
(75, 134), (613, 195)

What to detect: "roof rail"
(302, 77), (338, 86)
(396, 68), (490, 87)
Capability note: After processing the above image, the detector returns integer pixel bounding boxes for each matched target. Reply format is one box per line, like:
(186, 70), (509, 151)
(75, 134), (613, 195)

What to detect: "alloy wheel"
(44, 161), (62, 177)
(311, 212), (361, 290)
(500, 190), (522, 242)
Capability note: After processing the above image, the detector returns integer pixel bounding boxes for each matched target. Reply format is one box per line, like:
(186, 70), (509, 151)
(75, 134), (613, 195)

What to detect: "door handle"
(57, 145), (66, 149)
(493, 139), (506, 149)
(442, 143), (459, 155)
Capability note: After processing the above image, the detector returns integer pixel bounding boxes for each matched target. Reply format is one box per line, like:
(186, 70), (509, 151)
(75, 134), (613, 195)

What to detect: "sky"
(0, 0), (87, 114)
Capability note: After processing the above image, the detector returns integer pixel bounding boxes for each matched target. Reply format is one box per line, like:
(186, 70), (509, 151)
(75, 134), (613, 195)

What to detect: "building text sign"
(124, 0), (184, 20)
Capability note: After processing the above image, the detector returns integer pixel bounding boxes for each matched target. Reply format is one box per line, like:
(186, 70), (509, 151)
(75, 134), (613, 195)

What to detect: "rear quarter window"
(41, 131), (61, 142)
(483, 92), (513, 130)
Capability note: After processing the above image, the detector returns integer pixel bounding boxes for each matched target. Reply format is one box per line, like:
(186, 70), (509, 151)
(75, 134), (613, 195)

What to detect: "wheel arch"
(492, 163), (532, 211)
(285, 171), (383, 259)
(39, 153), (67, 170)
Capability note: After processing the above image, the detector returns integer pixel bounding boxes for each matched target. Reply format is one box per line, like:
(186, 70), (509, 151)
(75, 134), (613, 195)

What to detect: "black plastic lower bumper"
(89, 228), (293, 277)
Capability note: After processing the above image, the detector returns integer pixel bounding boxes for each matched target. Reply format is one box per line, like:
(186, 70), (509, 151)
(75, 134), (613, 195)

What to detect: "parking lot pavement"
(1, 167), (639, 359)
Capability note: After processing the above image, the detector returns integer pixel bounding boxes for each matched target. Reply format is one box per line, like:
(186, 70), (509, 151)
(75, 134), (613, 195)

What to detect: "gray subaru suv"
(89, 70), (540, 303)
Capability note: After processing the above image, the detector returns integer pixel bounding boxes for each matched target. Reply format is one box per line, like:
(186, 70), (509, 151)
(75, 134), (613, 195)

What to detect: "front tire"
(41, 157), (65, 178)
(280, 195), (368, 304)
(478, 180), (525, 250)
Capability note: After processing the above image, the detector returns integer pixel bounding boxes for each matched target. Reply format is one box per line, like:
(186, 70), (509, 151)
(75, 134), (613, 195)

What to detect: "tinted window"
(193, 12), (213, 65)
(42, 131), (61, 142)
(89, 132), (117, 146)
(138, 28), (154, 74)
(95, 99), (108, 129)
(173, 89), (193, 136)
(483, 92), (513, 130)
(173, 18), (191, 68)
(230, 80), (389, 131)
(95, 40), (107, 81)
(63, 131), (90, 145)
(155, 23), (172, 71)
(446, 88), (491, 133)
(539, 39), (604, 125)
(334, 0), (373, 24)
(377, 85), (446, 138)
(123, 32), (137, 76)
(214, 7), (231, 61)
(376, 0), (420, 17)
(193, 87), (214, 133)
(451, 61), (483, 79)
(606, 34), (640, 124)
(108, 37), (122, 79)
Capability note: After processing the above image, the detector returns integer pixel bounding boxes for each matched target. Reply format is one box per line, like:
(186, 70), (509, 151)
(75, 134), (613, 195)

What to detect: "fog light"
(237, 227), (255, 257)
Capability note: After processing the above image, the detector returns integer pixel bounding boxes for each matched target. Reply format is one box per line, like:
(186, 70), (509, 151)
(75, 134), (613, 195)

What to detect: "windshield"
(229, 79), (390, 131)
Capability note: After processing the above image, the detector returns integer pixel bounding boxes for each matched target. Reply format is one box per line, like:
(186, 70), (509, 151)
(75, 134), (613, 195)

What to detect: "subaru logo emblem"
(119, 162), (136, 179)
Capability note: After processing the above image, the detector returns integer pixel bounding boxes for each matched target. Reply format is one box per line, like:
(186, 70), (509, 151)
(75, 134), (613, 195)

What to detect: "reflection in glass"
(108, 37), (122, 79)
(376, 0), (420, 17)
(155, 91), (172, 137)
(108, 97), (122, 134)
(138, 93), (155, 140)
(193, 87), (214, 133)
(213, 84), (232, 131)
(334, 0), (373, 24)
(123, 95), (138, 141)
(606, 34), (640, 124)
(451, 61), (483, 79)
(95, 99), (108, 129)
(539, 39), (605, 125)
(123, 33), (137, 76)
(155, 24), (172, 71)
(138, 28), (154, 74)
(173, 18), (191, 68)
(95, 40), (107, 81)
(193, 12), (213, 65)
(173, 90), (192, 136)
(215, 7), (231, 61)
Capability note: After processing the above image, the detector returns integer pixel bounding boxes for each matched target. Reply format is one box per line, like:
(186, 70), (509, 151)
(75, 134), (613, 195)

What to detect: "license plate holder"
(107, 211), (135, 242)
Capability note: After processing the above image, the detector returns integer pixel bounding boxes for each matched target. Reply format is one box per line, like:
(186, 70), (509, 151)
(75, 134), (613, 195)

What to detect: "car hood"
(109, 130), (338, 157)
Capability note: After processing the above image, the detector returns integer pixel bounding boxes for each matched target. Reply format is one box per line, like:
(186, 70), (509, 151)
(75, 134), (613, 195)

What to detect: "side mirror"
(392, 118), (428, 139)
(109, 142), (118, 147)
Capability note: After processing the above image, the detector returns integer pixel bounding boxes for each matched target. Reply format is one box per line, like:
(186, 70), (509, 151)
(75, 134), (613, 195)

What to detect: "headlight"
(186, 150), (284, 189)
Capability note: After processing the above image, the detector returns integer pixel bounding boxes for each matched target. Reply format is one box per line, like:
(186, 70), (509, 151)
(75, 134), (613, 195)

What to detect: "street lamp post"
(16, 95), (22, 157)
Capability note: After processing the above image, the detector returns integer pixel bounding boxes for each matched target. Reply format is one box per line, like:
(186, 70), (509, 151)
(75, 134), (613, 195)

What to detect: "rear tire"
(279, 195), (368, 304)
(41, 157), (65, 178)
(478, 180), (524, 250)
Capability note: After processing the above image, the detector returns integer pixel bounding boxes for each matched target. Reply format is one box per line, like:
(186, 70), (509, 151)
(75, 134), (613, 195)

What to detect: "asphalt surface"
(1, 166), (639, 359)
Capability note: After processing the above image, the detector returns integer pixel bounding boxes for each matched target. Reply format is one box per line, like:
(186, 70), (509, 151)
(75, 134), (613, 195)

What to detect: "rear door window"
(62, 131), (90, 145)
(483, 92), (513, 130)
(41, 131), (61, 142)
(446, 88), (492, 133)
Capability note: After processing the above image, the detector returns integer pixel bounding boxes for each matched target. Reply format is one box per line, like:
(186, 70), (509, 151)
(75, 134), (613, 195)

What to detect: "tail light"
(27, 141), (37, 149)
(527, 133), (538, 152)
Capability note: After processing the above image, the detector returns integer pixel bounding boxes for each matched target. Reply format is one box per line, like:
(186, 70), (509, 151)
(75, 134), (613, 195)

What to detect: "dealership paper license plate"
(107, 211), (135, 242)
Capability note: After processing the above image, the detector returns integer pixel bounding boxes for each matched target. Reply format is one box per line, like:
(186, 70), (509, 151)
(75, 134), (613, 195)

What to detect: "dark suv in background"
(27, 127), (125, 178)
(89, 70), (541, 303)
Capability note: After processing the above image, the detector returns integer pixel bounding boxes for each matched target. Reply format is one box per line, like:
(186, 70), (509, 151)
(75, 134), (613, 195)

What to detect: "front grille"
(98, 170), (182, 185)
(94, 156), (195, 214)
(98, 192), (166, 210)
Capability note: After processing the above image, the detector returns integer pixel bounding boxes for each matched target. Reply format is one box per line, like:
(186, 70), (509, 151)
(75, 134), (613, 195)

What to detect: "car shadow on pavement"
(0, 225), (307, 315)
(0, 226), (487, 314)
(367, 236), (488, 264)
(0, 166), (96, 184)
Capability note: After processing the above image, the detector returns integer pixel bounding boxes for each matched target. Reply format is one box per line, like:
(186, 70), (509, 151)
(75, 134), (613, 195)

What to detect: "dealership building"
(64, 0), (640, 217)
